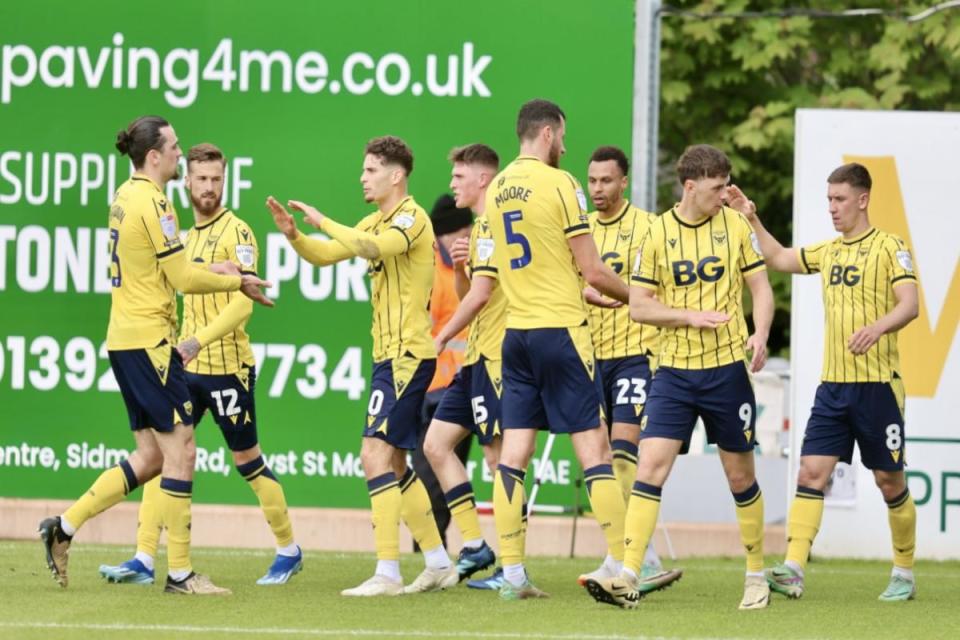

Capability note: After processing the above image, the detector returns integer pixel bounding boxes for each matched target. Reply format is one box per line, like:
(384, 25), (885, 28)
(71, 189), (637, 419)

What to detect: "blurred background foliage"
(655, 0), (960, 355)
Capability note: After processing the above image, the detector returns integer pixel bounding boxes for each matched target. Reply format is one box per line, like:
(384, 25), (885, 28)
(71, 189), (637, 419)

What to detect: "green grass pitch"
(2, 541), (958, 639)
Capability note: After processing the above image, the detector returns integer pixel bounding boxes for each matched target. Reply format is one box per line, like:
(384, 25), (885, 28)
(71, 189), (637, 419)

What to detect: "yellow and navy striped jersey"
(106, 174), (183, 350)
(464, 214), (508, 365)
(179, 208), (257, 375)
(359, 196), (436, 362)
(589, 202), (660, 360)
(484, 155), (591, 329)
(799, 227), (917, 383)
(631, 206), (766, 369)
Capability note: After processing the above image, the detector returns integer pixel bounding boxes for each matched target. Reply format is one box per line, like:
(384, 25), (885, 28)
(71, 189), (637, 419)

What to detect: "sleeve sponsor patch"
(476, 238), (495, 261)
(392, 214), (416, 230)
(575, 188), (588, 212)
(160, 214), (178, 240)
(896, 250), (913, 272)
(235, 244), (256, 267)
(750, 232), (761, 255)
(632, 249), (643, 276)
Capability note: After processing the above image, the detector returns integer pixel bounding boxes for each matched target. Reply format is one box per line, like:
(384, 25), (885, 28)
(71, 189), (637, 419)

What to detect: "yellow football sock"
(611, 439), (639, 502)
(733, 481), (765, 573)
(63, 459), (139, 531)
(399, 468), (443, 551)
(886, 488), (916, 569)
(158, 477), (193, 573)
(623, 481), (661, 574)
(444, 482), (482, 542)
(367, 472), (401, 561)
(785, 486), (824, 570)
(493, 464), (526, 566)
(135, 476), (162, 558)
(239, 457), (294, 548)
(584, 464), (626, 561)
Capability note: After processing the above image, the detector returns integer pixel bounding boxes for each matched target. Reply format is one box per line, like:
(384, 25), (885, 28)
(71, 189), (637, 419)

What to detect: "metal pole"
(631, 0), (662, 212)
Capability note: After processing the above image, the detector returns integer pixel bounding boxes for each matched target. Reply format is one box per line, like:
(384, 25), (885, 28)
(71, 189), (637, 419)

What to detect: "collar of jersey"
(194, 207), (230, 230)
(595, 200), (631, 226)
(514, 154), (541, 164)
(131, 172), (162, 193)
(379, 195), (412, 222)
(671, 207), (711, 228)
(841, 227), (876, 245)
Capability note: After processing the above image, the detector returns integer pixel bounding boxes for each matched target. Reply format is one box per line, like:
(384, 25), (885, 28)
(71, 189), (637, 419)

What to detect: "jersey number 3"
(109, 229), (122, 287)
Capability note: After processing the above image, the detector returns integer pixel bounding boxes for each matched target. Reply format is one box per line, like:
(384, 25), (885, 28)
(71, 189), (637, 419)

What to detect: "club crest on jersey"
(392, 214), (415, 230)
(476, 238), (495, 261)
(160, 214), (177, 239)
(896, 250), (913, 272)
(712, 232), (726, 244)
(668, 238), (677, 248)
(235, 244), (255, 267)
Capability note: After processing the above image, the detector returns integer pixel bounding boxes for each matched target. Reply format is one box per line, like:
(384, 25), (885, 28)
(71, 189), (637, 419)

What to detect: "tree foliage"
(656, 0), (960, 355)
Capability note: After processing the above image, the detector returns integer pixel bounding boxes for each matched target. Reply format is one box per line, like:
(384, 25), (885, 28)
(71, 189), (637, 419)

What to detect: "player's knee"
(231, 445), (262, 467)
(423, 434), (447, 467)
(725, 470), (755, 494)
(796, 463), (830, 490)
(873, 471), (906, 500)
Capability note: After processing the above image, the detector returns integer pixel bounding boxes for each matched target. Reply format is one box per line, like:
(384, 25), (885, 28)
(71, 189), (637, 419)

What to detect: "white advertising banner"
(791, 109), (960, 560)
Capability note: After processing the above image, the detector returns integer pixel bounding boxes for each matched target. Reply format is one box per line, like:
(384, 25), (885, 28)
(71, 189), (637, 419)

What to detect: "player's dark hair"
(590, 146), (630, 176)
(115, 116), (170, 169)
(827, 163), (872, 191)
(187, 142), (226, 169)
(676, 144), (731, 184)
(448, 143), (500, 170)
(365, 135), (414, 176)
(516, 99), (565, 141)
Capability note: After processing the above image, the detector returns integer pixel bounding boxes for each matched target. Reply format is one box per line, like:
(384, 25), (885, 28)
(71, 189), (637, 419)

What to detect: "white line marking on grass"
(0, 621), (775, 640)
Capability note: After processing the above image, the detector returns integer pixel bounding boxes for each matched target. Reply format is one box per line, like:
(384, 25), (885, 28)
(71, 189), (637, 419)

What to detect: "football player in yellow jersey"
(577, 146), (682, 595)
(39, 116), (272, 595)
(98, 143), (301, 588)
(586, 144), (774, 611)
(737, 163), (920, 602)
(485, 100), (632, 600)
(266, 136), (455, 597)
(422, 144), (503, 585)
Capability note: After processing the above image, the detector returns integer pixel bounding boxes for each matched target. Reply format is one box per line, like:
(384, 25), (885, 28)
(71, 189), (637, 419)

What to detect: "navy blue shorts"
(433, 357), (502, 445)
(109, 341), (194, 432)
(598, 355), (653, 427)
(364, 356), (437, 450)
(186, 366), (259, 452)
(801, 380), (906, 471)
(640, 362), (757, 452)
(501, 325), (603, 434)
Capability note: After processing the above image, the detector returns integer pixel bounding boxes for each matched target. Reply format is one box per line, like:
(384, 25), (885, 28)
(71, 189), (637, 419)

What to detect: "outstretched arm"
(727, 184), (803, 274)
(289, 200), (410, 261)
(266, 196), (356, 266)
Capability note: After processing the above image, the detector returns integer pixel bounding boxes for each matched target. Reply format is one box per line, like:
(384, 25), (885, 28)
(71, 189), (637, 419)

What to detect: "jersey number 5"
(503, 210), (532, 269)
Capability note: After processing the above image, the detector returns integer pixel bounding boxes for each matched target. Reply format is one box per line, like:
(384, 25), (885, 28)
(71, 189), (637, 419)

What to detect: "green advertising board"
(0, 0), (635, 510)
